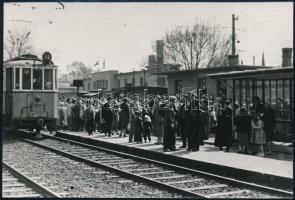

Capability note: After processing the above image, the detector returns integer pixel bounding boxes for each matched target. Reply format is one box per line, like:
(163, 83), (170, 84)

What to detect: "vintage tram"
(4, 52), (58, 135)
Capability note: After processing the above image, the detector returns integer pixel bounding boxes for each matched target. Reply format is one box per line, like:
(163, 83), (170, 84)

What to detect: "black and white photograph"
(2, 1), (293, 198)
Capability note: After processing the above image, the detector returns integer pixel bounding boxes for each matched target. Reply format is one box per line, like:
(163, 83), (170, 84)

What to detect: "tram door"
(4, 68), (13, 126)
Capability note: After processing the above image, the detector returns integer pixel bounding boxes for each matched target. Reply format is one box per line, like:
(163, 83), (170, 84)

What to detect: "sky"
(4, 2), (293, 74)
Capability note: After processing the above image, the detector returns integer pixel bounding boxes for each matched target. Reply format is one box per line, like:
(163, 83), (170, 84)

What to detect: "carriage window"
(15, 68), (20, 90)
(55, 70), (57, 90)
(22, 68), (31, 90)
(44, 69), (53, 90)
(33, 69), (42, 90)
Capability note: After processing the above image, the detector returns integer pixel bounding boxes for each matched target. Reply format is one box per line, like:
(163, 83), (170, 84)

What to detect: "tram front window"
(33, 69), (42, 90)
(44, 69), (53, 90)
(15, 68), (20, 90)
(22, 68), (31, 90)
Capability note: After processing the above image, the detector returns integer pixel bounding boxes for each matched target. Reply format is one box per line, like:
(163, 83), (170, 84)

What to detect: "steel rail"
(47, 133), (293, 198)
(21, 137), (206, 198)
(15, 129), (293, 198)
(2, 161), (61, 198)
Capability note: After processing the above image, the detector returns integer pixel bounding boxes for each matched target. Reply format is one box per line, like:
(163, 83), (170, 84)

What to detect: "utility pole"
(133, 68), (135, 95)
(232, 14), (238, 56)
(190, 38), (193, 70)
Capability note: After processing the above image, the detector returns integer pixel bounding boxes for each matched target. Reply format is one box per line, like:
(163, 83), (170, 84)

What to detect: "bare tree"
(162, 19), (231, 70)
(138, 57), (148, 70)
(4, 27), (35, 60)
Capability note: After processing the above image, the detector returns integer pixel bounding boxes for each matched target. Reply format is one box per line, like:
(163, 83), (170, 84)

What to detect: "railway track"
(2, 162), (61, 198)
(13, 130), (293, 198)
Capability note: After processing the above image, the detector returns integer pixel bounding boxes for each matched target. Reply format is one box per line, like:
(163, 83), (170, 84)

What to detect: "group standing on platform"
(56, 94), (275, 157)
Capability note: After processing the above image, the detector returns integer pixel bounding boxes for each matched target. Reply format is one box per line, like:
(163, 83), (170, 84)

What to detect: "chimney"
(227, 54), (239, 66)
(282, 48), (292, 67)
(262, 52), (265, 66)
(156, 40), (164, 64)
(148, 55), (156, 66)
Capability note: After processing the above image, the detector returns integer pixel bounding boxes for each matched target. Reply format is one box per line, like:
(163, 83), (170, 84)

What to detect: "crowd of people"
(56, 94), (275, 156)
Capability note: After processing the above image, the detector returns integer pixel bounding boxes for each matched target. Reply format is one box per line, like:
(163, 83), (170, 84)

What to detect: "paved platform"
(48, 130), (293, 179)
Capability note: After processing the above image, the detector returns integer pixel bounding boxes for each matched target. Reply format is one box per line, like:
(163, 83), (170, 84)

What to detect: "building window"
(44, 69), (53, 90)
(22, 68), (31, 90)
(234, 79), (292, 121)
(132, 78), (135, 86)
(158, 77), (166, 86)
(15, 68), (20, 90)
(33, 69), (42, 90)
(105, 80), (108, 89)
(118, 79), (120, 88)
(217, 79), (227, 99)
(140, 77), (143, 86)
(55, 70), (57, 90)
(175, 80), (182, 94)
(125, 79), (128, 86)
(198, 78), (206, 90)
(93, 81), (96, 89)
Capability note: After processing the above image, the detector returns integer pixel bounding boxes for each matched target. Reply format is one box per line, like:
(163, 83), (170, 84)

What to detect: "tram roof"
(207, 66), (293, 78)
(4, 54), (57, 67)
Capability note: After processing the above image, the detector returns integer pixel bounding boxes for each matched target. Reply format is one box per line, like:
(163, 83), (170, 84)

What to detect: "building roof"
(117, 69), (147, 75)
(156, 65), (271, 75)
(92, 70), (119, 75)
(207, 66), (293, 78)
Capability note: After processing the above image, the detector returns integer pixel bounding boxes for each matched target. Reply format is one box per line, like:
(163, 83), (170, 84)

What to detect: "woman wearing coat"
(153, 96), (164, 145)
(119, 98), (130, 138)
(214, 100), (233, 152)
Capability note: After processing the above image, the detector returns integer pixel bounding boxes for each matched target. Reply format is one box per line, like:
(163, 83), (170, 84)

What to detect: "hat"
(144, 115), (151, 122)
(240, 107), (247, 113)
(59, 102), (64, 106)
(135, 110), (141, 115)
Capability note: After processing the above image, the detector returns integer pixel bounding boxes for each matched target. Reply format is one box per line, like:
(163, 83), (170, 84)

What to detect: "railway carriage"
(4, 52), (58, 135)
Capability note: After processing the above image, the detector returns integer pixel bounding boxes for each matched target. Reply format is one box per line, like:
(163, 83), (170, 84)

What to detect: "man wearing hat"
(176, 96), (188, 148)
(214, 99), (233, 152)
(65, 98), (73, 131)
(102, 96), (114, 137)
(186, 97), (201, 151)
(119, 97), (130, 138)
(85, 99), (96, 135)
(160, 95), (177, 152)
(152, 95), (164, 145)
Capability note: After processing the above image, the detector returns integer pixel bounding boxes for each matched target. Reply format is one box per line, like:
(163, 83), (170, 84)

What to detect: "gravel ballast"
(3, 140), (183, 198)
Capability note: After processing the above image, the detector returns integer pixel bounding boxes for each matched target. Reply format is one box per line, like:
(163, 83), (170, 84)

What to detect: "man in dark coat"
(176, 97), (188, 148)
(102, 96), (113, 137)
(214, 100), (233, 152)
(119, 98), (130, 137)
(186, 97), (201, 151)
(262, 103), (276, 154)
(85, 100), (96, 135)
(71, 99), (80, 131)
(160, 96), (177, 152)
